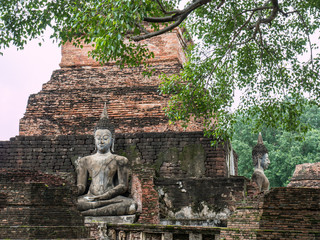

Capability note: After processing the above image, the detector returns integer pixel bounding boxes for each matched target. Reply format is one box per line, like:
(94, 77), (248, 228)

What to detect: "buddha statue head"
(252, 132), (270, 170)
(94, 103), (115, 153)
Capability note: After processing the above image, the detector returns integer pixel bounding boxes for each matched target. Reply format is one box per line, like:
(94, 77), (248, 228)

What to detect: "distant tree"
(233, 104), (320, 187)
(1, 0), (320, 139)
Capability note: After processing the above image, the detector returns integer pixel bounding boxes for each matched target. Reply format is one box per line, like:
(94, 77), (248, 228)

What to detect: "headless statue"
(75, 105), (137, 216)
(251, 133), (270, 192)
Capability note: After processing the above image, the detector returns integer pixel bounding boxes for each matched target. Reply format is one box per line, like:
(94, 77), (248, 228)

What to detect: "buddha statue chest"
(87, 156), (118, 195)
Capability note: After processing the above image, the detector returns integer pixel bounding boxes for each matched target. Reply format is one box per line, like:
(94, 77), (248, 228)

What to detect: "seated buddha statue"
(75, 106), (137, 216)
(251, 133), (270, 192)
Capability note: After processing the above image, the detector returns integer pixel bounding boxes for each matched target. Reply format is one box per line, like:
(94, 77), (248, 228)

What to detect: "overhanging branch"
(155, 0), (181, 15)
(131, 0), (212, 41)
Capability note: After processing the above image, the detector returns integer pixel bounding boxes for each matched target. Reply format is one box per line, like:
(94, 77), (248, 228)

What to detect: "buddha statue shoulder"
(75, 105), (137, 216)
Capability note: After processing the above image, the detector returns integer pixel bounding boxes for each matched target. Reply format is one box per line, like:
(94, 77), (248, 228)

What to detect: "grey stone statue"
(251, 133), (270, 192)
(75, 105), (137, 216)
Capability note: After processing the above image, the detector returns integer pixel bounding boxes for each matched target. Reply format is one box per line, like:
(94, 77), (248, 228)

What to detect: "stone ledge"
(160, 218), (227, 227)
(84, 215), (136, 224)
(106, 223), (222, 234)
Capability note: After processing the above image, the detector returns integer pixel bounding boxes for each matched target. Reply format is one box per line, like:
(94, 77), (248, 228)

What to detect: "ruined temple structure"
(19, 28), (199, 136)
(0, 29), (243, 239)
(0, 29), (319, 239)
(288, 162), (320, 188)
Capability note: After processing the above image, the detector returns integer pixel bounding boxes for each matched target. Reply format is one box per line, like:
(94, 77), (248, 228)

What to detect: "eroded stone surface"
(155, 177), (248, 227)
(84, 215), (136, 224)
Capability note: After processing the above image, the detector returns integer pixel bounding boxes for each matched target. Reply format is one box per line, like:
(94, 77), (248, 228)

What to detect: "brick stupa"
(19, 29), (202, 136)
(288, 162), (320, 188)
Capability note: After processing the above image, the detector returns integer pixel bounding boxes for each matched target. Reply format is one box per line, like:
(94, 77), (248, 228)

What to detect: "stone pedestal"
(85, 215), (136, 240)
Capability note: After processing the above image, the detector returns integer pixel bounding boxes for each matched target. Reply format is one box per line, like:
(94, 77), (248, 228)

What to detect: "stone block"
(189, 233), (202, 240)
(162, 232), (173, 240)
(84, 215), (137, 224)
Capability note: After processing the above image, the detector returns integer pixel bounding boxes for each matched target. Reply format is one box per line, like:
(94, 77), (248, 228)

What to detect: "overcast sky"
(0, 37), (61, 140)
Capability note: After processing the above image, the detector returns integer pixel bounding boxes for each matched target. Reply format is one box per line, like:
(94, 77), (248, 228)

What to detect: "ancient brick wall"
(155, 177), (248, 227)
(0, 170), (89, 239)
(220, 187), (320, 240)
(260, 187), (320, 232)
(0, 132), (230, 178)
(19, 63), (203, 136)
(19, 29), (200, 136)
(256, 187), (320, 239)
(132, 168), (160, 224)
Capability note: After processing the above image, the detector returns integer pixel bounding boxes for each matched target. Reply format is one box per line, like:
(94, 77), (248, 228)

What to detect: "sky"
(0, 36), (61, 140)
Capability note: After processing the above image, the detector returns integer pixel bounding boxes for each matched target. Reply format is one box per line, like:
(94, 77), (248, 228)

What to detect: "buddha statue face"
(260, 153), (270, 170)
(94, 129), (113, 153)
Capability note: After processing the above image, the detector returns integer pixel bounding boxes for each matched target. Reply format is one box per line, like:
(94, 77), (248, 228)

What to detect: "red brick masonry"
(288, 162), (320, 188)
(60, 28), (188, 68)
(0, 169), (89, 239)
(19, 29), (200, 136)
(220, 187), (320, 240)
(0, 132), (231, 178)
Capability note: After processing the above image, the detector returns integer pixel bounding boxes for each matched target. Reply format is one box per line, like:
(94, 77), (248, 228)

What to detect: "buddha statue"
(251, 133), (270, 192)
(75, 105), (137, 216)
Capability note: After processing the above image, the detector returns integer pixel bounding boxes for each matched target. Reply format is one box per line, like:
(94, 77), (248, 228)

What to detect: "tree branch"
(249, 0), (279, 29)
(135, 23), (149, 34)
(295, 11), (314, 67)
(279, 10), (314, 67)
(155, 0), (181, 15)
(239, 6), (273, 15)
(132, 0), (212, 41)
(143, 15), (179, 23)
(205, 11), (255, 82)
(230, 11), (255, 48)
(131, 15), (185, 41)
(216, 0), (225, 9)
(225, 6), (273, 33)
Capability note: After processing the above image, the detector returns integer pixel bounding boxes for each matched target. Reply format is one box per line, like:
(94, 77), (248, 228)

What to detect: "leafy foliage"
(160, 0), (320, 140)
(232, 104), (320, 187)
(0, 0), (179, 67)
(1, 0), (320, 139)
